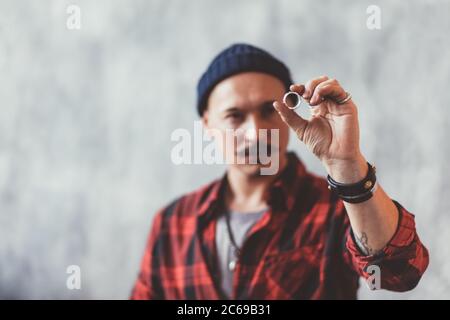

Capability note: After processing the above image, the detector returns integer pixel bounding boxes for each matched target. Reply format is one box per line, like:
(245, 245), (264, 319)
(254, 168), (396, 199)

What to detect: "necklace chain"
(225, 210), (241, 257)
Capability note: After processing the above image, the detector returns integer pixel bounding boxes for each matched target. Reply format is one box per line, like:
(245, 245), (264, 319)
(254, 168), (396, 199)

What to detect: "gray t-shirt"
(215, 208), (266, 299)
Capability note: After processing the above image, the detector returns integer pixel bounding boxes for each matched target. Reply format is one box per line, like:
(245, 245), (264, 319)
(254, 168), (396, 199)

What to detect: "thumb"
(273, 101), (308, 141)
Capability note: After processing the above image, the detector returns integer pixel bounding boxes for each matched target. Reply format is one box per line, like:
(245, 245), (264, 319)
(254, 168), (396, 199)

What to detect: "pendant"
(228, 260), (236, 271)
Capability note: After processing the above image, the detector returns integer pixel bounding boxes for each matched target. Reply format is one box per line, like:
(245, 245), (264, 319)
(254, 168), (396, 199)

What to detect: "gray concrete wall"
(0, 0), (448, 299)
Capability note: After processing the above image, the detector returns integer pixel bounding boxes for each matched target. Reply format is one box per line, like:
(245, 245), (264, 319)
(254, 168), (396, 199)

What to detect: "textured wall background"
(0, 0), (449, 299)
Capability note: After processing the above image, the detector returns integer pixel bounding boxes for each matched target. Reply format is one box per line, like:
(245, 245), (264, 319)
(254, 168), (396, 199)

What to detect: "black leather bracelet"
(327, 162), (377, 204)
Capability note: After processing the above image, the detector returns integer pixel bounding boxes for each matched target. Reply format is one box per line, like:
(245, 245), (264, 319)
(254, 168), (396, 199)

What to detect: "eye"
(225, 112), (243, 121)
(261, 102), (276, 118)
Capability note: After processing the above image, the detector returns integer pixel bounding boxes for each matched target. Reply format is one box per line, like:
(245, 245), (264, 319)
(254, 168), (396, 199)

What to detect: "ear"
(202, 110), (213, 138)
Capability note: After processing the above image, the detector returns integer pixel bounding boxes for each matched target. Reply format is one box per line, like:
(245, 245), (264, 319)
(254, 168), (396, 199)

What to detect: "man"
(130, 43), (429, 299)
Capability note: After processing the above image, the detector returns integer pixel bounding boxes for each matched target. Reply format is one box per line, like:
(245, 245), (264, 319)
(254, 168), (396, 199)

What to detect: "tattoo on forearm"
(355, 232), (375, 256)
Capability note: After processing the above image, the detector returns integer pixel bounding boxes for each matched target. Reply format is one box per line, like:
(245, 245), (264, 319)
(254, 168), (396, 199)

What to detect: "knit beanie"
(196, 43), (293, 116)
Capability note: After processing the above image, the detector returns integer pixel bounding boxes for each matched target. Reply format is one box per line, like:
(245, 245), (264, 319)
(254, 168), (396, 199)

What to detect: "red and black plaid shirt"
(131, 152), (429, 299)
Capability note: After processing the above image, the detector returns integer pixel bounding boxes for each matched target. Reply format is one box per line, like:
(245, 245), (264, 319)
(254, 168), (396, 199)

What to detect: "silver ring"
(283, 91), (303, 110)
(336, 92), (352, 105)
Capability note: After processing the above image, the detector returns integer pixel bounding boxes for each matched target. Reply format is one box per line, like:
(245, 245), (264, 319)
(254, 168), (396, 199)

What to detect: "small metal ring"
(336, 92), (352, 105)
(283, 91), (303, 110)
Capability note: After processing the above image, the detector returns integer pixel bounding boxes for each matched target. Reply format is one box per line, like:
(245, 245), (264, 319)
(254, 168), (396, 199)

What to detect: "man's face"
(202, 72), (290, 176)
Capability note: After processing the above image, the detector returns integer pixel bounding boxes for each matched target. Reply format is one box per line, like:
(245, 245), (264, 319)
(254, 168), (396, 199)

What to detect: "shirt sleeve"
(130, 210), (164, 300)
(344, 200), (429, 292)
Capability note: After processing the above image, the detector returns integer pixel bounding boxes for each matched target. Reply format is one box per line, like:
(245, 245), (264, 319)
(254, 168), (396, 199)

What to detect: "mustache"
(235, 143), (279, 157)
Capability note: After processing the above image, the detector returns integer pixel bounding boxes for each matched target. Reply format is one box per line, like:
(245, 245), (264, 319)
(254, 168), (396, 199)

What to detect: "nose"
(243, 115), (264, 143)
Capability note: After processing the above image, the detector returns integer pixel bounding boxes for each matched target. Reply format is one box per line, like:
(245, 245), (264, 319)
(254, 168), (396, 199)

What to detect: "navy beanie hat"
(196, 43), (293, 116)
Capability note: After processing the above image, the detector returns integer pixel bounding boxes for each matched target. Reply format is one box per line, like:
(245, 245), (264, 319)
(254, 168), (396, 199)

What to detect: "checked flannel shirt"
(131, 151), (429, 299)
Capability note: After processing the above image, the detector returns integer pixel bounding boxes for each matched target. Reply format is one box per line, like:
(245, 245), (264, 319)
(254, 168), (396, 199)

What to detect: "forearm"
(324, 154), (399, 255)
